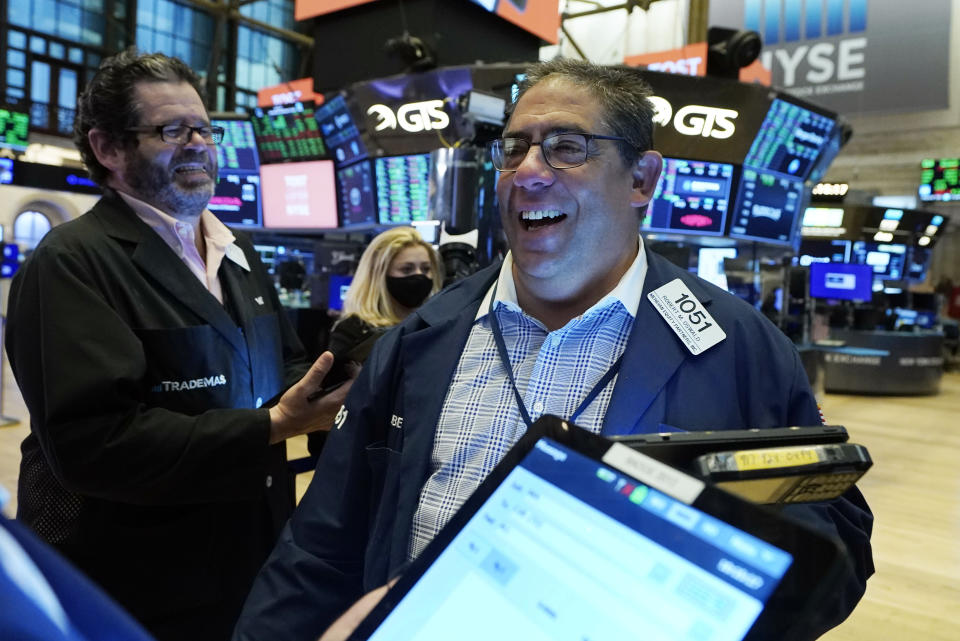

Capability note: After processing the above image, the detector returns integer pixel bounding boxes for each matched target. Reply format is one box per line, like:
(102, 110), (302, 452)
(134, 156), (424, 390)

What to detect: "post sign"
(709, 0), (951, 114)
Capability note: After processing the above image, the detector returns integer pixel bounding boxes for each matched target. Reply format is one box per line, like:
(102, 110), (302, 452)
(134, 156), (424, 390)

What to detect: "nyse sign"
(367, 100), (450, 133)
(760, 37), (867, 99)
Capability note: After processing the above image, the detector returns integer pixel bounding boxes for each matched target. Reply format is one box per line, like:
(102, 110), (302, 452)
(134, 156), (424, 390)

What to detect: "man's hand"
(317, 580), (395, 641)
(268, 351), (356, 443)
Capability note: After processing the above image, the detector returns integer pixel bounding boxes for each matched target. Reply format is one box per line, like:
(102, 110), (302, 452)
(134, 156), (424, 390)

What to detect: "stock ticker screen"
(642, 158), (734, 236)
(337, 160), (377, 227)
(918, 158), (960, 202)
(375, 154), (431, 224)
(851, 241), (908, 281)
(250, 101), (328, 164)
(743, 99), (835, 181)
(0, 107), (29, 150)
(728, 169), (804, 244)
(209, 116), (262, 228)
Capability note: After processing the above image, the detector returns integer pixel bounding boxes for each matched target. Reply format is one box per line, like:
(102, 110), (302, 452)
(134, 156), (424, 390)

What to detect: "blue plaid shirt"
(408, 240), (647, 559)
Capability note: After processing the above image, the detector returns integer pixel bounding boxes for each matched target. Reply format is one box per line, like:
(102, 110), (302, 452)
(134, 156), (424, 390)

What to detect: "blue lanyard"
(487, 284), (624, 428)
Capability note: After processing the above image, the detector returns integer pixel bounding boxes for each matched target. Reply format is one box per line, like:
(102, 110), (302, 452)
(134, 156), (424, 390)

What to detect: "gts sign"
(367, 100), (450, 133)
(649, 96), (739, 140)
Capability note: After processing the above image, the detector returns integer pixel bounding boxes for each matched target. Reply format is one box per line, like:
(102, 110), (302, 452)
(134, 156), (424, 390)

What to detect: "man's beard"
(126, 148), (216, 220)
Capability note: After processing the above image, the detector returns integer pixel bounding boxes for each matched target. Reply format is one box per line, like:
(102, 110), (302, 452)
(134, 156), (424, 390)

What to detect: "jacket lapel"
(602, 250), (714, 435)
(93, 196), (250, 360)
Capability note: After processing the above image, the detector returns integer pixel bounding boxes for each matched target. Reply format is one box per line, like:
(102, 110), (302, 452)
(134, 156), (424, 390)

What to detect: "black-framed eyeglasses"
(126, 124), (225, 145)
(489, 132), (633, 171)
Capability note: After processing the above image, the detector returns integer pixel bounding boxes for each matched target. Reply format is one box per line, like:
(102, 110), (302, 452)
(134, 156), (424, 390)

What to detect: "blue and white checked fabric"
(408, 242), (647, 559)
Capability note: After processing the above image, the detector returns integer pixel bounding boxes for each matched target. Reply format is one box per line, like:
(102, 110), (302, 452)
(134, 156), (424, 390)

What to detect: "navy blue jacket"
(0, 513), (156, 641)
(235, 250), (873, 641)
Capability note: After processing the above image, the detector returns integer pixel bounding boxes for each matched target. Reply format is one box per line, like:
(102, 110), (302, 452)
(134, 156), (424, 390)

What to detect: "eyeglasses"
(126, 124), (225, 145)
(489, 132), (632, 171)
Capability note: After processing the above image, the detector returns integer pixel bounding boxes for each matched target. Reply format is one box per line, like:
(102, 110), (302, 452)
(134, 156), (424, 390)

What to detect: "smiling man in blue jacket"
(235, 58), (873, 641)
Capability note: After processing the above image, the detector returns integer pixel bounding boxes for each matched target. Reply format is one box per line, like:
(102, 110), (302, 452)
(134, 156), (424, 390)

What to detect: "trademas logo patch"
(153, 375), (227, 393)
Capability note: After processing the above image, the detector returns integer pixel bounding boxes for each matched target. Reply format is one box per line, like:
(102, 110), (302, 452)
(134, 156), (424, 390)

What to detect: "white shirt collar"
(116, 190), (249, 271)
(476, 235), (648, 322)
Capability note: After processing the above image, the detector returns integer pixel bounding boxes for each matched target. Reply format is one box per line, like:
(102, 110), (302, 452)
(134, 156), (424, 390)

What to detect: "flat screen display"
(250, 101), (328, 164)
(0, 107), (29, 151)
(337, 160), (377, 228)
(795, 239), (851, 266)
(209, 171), (262, 228)
(851, 241), (907, 281)
(328, 274), (353, 311)
(728, 169), (804, 245)
(260, 160), (338, 229)
(697, 247), (738, 290)
(642, 158), (734, 236)
(808, 262), (873, 302)
(918, 158), (960, 202)
(210, 115), (262, 228)
(905, 246), (931, 282)
(743, 99), (835, 181)
(375, 154), (431, 224)
(315, 94), (368, 167)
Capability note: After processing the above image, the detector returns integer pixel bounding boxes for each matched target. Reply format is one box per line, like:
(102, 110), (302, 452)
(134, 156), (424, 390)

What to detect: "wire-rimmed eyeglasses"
(489, 132), (632, 171)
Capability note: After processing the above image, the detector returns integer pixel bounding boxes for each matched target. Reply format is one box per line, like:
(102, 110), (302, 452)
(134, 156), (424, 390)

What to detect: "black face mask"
(386, 274), (433, 309)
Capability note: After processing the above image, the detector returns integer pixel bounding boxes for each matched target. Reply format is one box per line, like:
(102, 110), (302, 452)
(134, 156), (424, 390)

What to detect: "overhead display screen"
(250, 101), (328, 164)
(796, 239), (851, 266)
(209, 115), (262, 228)
(905, 247), (931, 282)
(642, 158), (734, 236)
(0, 158), (12, 185)
(337, 160), (377, 228)
(728, 169), (804, 245)
(851, 241), (908, 281)
(260, 160), (338, 229)
(315, 94), (368, 167)
(375, 154), (431, 224)
(743, 99), (835, 181)
(0, 107), (29, 151)
(918, 158), (960, 201)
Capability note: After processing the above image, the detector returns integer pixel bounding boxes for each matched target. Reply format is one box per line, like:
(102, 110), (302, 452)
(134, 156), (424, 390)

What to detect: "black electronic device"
(336, 160), (377, 227)
(347, 415), (848, 641)
(209, 113), (264, 228)
(642, 157), (736, 236)
(315, 94), (368, 167)
(250, 100), (328, 164)
(743, 98), (836, 182)
(609, 425), (849, 470)
(851, 241), (908, 281)
(795, 238), (851, 266)
(375, 154), (431, 224)
(728, 169), (805, 245)
(692, 443), (872, 504)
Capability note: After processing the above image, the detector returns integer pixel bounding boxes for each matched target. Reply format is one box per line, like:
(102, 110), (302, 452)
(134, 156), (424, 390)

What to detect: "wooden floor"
(1, 353), (958, 639)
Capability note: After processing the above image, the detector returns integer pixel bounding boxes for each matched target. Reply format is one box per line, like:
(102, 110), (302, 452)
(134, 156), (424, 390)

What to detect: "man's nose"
(511, 143), (555, 188)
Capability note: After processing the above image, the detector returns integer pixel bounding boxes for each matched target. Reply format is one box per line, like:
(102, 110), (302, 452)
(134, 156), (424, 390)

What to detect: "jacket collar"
(89, 194), (250, 361)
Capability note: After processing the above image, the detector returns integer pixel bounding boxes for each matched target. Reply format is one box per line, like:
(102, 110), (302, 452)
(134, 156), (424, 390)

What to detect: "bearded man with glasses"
(236, 58), (873, 641)
(5, 49), (354, 640)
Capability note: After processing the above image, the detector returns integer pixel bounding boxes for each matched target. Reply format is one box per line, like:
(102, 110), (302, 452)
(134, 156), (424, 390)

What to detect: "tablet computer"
(609, 425), (849, 469)
(346, 415), (847, 641)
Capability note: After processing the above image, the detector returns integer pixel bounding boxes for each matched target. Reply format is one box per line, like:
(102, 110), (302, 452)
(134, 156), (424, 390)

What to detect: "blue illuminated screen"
(729, 169), (804, 244)
(808, 262), (873, 302)
(744, 99), (835, 181)
(337, 160), (377, 228)
(315, 95), (368, 167)
(366, 437), (792, 641)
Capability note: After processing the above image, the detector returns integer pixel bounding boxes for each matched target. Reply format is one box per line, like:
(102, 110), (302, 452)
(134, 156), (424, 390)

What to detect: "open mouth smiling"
(520, 209), (567, 230)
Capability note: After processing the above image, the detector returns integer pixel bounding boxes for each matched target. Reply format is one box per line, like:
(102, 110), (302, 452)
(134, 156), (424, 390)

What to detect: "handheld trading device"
(610, 425), (871, 504)
(347, 415), (847, 641)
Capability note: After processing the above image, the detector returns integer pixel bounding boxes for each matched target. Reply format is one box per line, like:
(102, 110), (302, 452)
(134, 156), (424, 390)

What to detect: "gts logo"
(367, 100), (450, 133)
(649, 96), (739, 140)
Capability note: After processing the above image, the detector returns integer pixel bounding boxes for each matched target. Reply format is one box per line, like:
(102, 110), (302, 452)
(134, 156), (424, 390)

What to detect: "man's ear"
(630, 151), (663, 207)
(87, 128), (126, 175)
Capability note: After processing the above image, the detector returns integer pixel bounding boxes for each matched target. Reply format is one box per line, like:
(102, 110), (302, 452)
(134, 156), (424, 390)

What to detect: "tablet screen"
(364, 437), (793, 641)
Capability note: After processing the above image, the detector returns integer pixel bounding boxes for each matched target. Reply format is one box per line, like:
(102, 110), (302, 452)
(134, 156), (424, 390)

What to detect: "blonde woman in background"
(330, 226), (442, 358)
